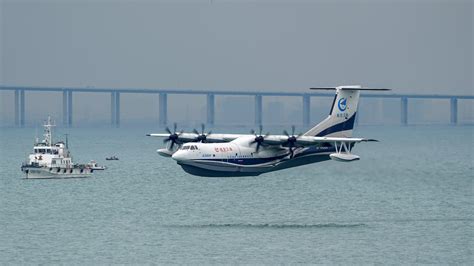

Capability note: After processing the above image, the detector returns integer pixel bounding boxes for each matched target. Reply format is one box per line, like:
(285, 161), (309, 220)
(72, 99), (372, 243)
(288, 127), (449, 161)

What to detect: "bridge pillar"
(110, 92), (120, 127)
(401, 97), (408, 126)
(13, 89), (25, 127)
(302, 94), (310, 126)
(17, 89), (25, 127)
(450, 97), (458, 125)
(115, 92), (120, 127)
(255, 94), (262, 125)
(110, 92), (116, 126)
(14, 90), (19, 126)
(67, 90), (73, 127)
(159, 93), (167, 126)
(63, 90), (68, 126)
(206, 93), (215, 126)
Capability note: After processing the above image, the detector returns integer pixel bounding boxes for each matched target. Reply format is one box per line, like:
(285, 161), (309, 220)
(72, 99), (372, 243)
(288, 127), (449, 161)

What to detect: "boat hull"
(21, 166), (93, 179)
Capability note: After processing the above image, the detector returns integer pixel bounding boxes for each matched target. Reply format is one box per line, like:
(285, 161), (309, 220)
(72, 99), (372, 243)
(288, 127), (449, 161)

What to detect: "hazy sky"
(1, 0), (472, 95)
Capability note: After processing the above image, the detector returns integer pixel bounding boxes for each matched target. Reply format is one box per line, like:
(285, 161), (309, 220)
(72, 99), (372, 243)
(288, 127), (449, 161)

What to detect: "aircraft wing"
(147, 132), (377, 145)
(262, 135), (378, 146)
(205, 134), (252, 142)
(146, 133), (252, 143)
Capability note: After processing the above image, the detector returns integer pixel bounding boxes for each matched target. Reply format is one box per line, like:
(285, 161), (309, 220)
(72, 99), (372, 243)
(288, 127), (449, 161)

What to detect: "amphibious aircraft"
(147, 85), (389, 177)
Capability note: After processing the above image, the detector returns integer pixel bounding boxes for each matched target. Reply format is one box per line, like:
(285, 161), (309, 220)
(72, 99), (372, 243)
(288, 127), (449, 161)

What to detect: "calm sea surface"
(0, 125), (472, 264)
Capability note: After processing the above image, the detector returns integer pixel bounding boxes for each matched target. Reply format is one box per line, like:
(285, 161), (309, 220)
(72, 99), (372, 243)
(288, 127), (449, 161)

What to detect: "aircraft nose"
(171, 151), (185, 161)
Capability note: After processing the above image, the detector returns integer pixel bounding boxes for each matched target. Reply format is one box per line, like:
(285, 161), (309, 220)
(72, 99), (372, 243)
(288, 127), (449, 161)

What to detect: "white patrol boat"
(21, 116), (96, 179)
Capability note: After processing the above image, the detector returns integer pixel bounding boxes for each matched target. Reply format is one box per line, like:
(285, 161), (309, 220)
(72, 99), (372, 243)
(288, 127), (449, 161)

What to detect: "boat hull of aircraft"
(176, 150), (333, 177)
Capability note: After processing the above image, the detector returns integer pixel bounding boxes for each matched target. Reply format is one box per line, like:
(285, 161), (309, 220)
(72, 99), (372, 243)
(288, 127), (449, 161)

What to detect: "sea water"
(0, 125), (472, 264)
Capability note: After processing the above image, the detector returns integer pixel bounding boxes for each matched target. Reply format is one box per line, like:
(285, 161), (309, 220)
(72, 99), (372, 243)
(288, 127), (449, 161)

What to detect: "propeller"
(163, 123), (182, 150)
(250, 125), (269, 152)
(192, 123), (212, 142)
(283, 125), (302, 158)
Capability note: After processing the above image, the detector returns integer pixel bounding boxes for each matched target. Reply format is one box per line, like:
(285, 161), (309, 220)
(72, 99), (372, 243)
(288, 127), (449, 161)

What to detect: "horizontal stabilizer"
(309, 87), (338, 90)
(310, 87), (390, 91)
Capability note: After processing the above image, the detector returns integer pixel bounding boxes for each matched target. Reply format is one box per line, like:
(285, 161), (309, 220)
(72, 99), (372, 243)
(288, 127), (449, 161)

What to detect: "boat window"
(46, 149), (51, 154)
(39, 149), (45, 154)
(190, 146), (195, 150)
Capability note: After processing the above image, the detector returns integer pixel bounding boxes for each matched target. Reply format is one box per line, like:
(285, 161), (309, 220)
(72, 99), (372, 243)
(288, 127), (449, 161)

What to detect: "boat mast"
(43, 116), (55, 146)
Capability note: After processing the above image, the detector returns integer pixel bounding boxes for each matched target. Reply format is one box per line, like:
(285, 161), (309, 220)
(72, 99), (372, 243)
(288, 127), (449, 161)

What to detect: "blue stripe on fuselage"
(201, 153), (288, 165)
(193, 147), (334, 166)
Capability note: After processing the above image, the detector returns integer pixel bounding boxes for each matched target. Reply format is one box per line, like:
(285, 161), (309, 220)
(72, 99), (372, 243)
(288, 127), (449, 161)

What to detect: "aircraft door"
(230, 143), (241, 164)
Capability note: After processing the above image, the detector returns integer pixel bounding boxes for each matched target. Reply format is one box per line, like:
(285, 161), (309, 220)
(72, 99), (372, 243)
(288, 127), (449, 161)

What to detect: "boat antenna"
(34, 124), (39, 144)
(65, 133), (69, 149)
(43, 115), (55, 146)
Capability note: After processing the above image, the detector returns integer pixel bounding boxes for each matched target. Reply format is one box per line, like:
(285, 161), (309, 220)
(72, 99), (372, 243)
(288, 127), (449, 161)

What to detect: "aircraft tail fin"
(304, 85), (389, 137)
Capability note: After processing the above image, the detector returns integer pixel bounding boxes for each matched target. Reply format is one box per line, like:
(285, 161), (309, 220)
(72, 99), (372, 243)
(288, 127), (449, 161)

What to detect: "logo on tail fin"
(338, 98), (347, 111)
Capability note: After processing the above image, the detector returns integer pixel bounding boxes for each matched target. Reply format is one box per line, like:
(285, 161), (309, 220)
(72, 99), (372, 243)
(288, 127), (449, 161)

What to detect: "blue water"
(0, 125), (472, 264)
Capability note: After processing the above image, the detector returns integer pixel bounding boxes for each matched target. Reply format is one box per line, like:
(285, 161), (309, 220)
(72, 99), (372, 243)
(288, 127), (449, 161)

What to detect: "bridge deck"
(1, 86), (472, 127)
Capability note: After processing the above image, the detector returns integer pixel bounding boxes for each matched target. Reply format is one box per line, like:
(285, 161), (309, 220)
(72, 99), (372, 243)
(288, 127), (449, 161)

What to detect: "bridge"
(1, 86), (473, 127)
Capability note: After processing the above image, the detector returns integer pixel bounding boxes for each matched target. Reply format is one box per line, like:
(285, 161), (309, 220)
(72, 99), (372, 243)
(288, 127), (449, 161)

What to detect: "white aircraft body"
(147, 85), (389, 177)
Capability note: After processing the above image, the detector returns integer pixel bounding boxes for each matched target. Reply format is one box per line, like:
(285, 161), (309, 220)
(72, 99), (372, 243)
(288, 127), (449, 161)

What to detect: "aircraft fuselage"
(171, 137), (335, 177)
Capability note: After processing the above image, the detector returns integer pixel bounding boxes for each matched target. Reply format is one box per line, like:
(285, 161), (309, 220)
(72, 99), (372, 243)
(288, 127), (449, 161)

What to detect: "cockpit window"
(181, 145), (198, 150)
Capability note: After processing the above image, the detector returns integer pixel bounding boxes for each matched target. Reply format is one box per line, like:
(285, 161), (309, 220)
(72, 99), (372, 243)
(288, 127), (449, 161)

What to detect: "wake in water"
(164, 223), (367, 229)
